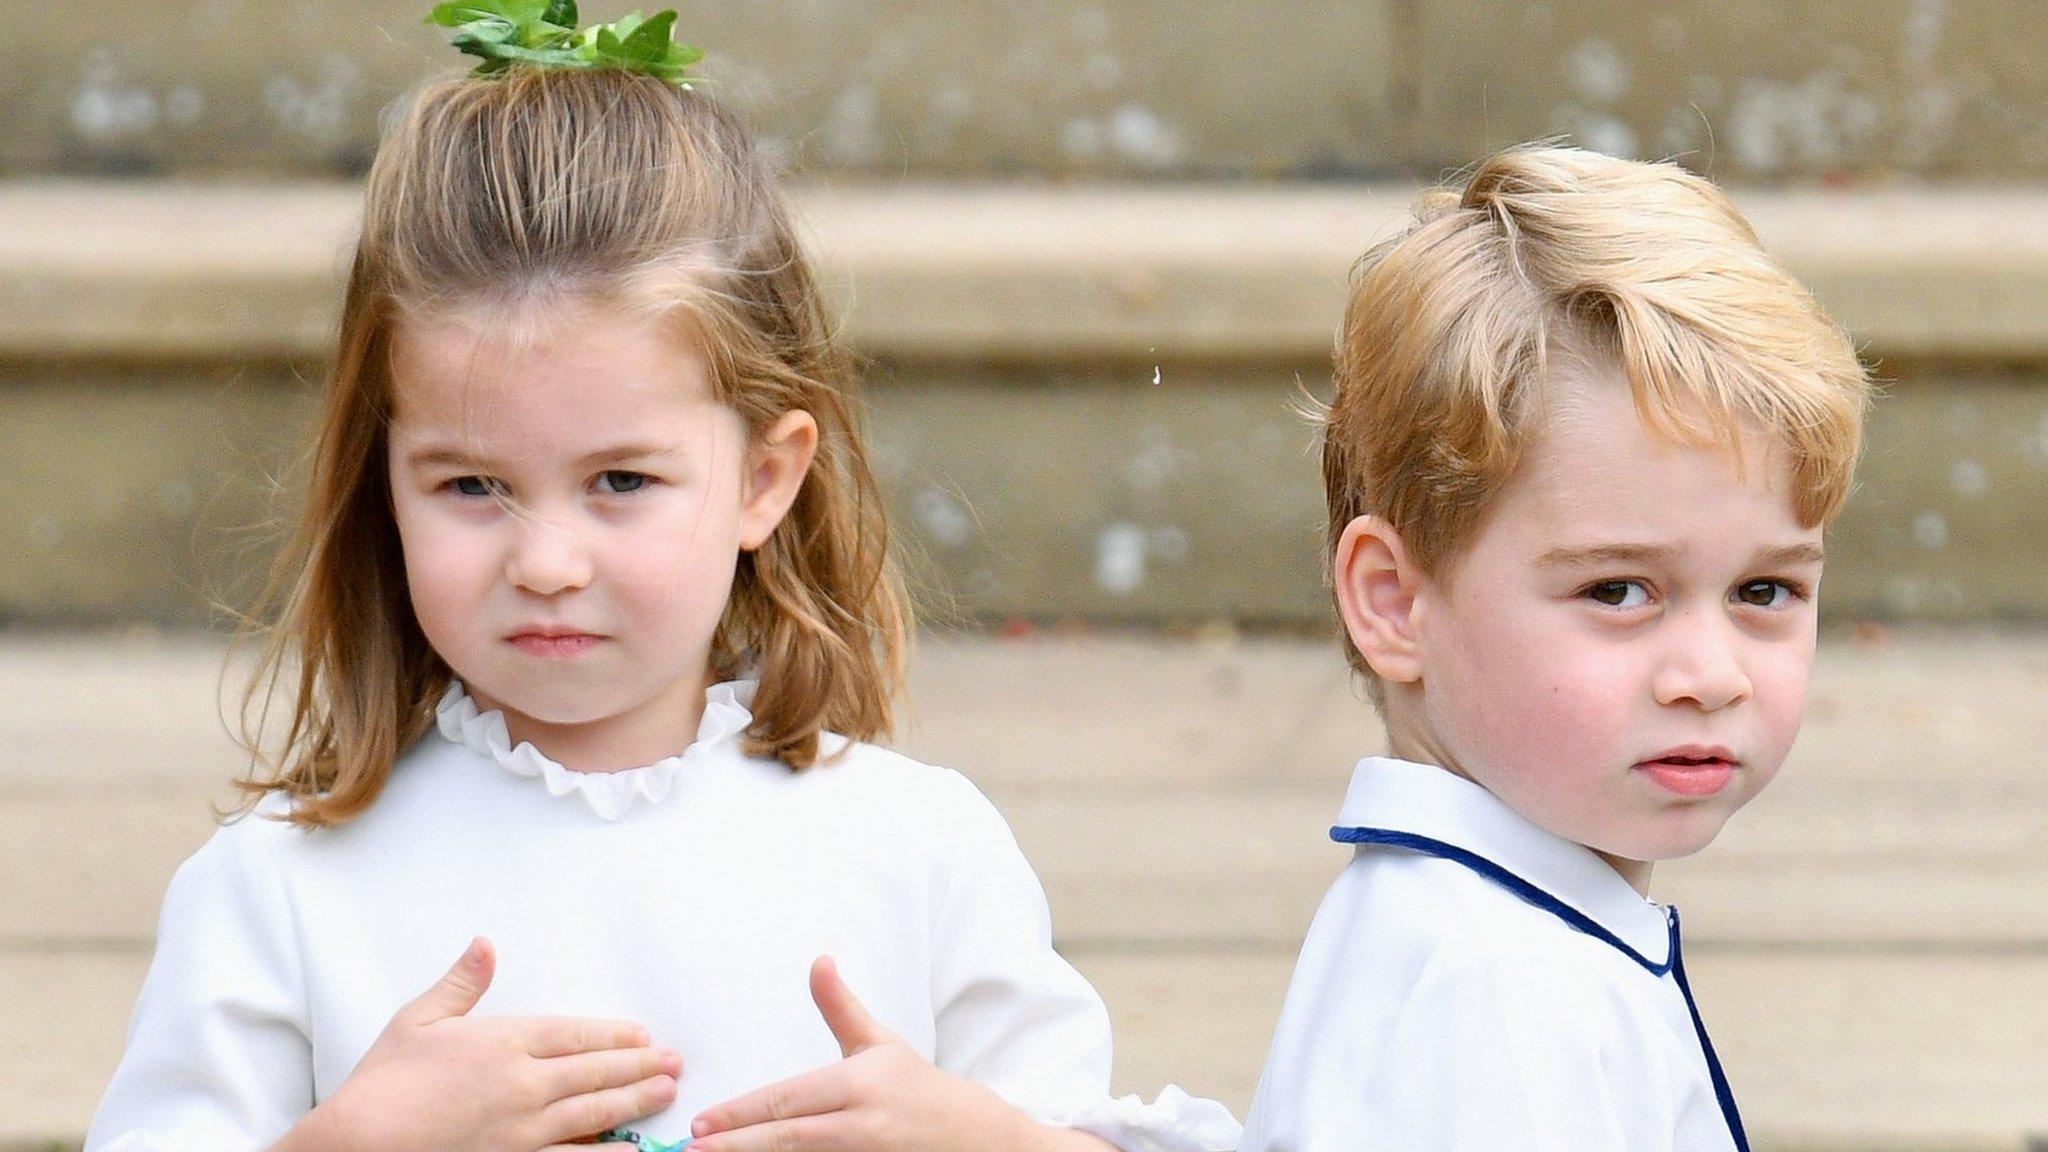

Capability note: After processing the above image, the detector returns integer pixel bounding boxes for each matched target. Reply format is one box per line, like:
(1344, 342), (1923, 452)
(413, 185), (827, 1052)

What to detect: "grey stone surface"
(1411, 0), (2048, 182)
(3, 1), (1396, 180)
(0, 370), (311, 624)
(0, 182), (1392, 361)
(14, 183), (2048, 363)
(6, 630), (2048, 1147)
(6, 359), (2045, 625)
(871, 369), (1330, 625)
(12, 2), (2048, 183)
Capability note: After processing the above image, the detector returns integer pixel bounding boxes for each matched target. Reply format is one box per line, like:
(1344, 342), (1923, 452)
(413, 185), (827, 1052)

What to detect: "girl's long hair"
(231, 67), (908, 828)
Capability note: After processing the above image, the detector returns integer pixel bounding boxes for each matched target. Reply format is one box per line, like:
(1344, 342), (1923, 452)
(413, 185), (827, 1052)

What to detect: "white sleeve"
(85, 820), (315, 1152)
(926, 772), (1241, 1152)
(1352, 943), (1676, 1152)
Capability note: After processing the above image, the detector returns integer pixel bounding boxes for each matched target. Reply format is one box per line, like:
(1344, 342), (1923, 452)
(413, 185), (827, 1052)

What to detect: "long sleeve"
(925, 773), (1241, 1152)
(86, 819), (315, 1152)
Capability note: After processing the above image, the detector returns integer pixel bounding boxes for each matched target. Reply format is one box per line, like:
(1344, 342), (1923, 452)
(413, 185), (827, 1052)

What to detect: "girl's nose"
(504, 516), (594, 595)
(1651, 610), (1753, 712)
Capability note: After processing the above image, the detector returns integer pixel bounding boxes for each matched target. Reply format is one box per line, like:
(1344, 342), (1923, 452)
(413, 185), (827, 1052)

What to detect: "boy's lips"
(1634, 745), (1739, 797)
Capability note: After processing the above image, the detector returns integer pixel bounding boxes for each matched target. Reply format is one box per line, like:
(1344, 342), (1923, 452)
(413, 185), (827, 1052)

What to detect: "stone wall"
(9, 1), (2045, 182)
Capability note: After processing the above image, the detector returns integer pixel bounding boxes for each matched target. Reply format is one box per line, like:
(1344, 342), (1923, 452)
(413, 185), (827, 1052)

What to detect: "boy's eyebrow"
(1756, 542), (1827, 566)
(1536, 543), (1679, 567)
(1537, 542), (1826, 567)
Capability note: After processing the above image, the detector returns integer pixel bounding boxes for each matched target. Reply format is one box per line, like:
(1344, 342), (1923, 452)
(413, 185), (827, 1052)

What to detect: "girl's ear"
(1333, 515), (1426, 684)
(738, 409), (820, 551)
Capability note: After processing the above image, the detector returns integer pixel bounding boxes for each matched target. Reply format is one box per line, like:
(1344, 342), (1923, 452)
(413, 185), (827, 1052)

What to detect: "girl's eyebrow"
(570, 444), (680, 467)
(401, 444), (679, 470)
(400, 445), (481, 470)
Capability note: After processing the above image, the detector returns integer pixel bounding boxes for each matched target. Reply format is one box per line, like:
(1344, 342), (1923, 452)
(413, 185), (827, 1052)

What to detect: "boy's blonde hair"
(1325, 144), (1870, 682)
(234, 67), (907, 827)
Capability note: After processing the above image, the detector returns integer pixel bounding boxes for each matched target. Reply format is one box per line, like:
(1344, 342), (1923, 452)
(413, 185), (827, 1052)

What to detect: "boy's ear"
(1333, 515), (1425, 685)
(738, 409), (819, 551)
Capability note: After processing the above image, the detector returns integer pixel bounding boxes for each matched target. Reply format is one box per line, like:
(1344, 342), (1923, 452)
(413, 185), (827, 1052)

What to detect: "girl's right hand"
(278, 937), (682, 1152)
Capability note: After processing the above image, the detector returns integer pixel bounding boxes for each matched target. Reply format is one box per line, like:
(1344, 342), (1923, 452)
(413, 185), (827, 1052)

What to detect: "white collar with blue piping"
(1330, 757), (1753, 1151)
(1330, 756), (1675, 971)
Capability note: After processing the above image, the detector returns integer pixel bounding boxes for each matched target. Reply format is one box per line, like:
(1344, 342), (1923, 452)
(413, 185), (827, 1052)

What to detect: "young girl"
(85, 12), (1239, 1152)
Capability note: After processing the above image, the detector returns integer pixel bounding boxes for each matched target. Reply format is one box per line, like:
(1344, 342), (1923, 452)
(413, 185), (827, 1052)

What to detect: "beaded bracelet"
(596, 1127), (690, 1152)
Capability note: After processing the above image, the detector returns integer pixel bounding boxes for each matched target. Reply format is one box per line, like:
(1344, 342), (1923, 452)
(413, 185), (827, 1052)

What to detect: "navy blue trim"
(1667, 907), (1751, 1152)
(1331, 824), (1750, 1151)
(1330, 826), (1671, 973)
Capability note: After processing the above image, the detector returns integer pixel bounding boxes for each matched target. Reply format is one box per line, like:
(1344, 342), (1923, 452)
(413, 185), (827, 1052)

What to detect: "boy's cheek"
(1460, 669), (1630, 800)
(1750, 655), (1815, 764)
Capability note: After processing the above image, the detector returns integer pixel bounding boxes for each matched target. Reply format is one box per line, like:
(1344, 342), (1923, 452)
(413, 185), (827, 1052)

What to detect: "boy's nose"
(1651, 611), (1753, 712)
(504, 516), (595, 595)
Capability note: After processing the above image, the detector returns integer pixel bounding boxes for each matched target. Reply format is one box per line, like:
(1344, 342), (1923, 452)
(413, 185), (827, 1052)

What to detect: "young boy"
(1238, 145), (1870, 1152)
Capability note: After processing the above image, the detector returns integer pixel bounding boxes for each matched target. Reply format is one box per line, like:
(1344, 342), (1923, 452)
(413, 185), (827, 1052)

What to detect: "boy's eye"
(597, 470), (648, 494)
(1586, 580), (1650, 608)
(1736, 580), (1796, 608)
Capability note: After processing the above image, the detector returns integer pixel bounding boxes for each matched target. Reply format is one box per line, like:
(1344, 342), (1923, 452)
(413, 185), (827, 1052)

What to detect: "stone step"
(7, 182), (2048, 361)
(6, 363), (2048, 623)
(12, 3), (2048, 184)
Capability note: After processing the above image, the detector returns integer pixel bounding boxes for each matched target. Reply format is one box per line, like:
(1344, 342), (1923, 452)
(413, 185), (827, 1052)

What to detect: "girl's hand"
(283, 937), (682, 1152)
(688, 957), (1114, 1152)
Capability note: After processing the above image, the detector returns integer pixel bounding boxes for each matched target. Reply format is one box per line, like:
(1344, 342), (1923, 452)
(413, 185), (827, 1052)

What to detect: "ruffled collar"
(433, 679), (757, 820)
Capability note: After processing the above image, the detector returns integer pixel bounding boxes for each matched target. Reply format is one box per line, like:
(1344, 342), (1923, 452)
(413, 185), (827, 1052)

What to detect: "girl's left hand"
(687, 957), (1113, 1152)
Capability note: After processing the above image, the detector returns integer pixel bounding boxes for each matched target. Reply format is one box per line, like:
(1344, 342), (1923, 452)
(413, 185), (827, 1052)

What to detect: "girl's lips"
(1635, 758), (1737, 797)
(508, 633), (605, 657)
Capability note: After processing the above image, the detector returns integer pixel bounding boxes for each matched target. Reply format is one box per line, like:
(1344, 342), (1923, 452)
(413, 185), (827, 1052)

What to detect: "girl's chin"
(498, 701), (622, 729)
(465, 683), (622, 729)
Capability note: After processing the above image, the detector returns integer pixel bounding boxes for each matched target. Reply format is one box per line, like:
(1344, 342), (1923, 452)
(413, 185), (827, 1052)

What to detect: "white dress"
(1240, 757), (1747, 1152)
(87, 680), (1241, 1152)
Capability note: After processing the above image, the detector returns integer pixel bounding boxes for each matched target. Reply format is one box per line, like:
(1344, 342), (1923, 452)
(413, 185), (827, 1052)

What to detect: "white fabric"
(88, 680), (1241, 1152)
(1240, 757), (1740, 1152)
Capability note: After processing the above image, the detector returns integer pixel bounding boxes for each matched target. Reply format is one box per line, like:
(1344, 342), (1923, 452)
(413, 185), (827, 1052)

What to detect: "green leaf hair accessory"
(426, 1), (704, 86)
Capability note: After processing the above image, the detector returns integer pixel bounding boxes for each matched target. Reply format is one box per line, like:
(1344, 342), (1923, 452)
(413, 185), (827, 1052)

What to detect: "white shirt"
(1240, 757), (1748, 1152)
(88, 680), (1240, 1152)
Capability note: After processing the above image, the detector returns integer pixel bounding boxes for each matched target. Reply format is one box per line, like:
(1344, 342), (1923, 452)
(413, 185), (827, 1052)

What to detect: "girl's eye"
(1736, 580), (1798, 608)
(597, 471), (648, 494)
(451, 476), (502, 498)
(1586, 580), (1650, 609)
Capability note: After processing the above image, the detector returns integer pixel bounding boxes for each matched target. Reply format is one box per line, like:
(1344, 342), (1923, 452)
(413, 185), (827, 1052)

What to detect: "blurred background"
(4, 3), (2047, 1149)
